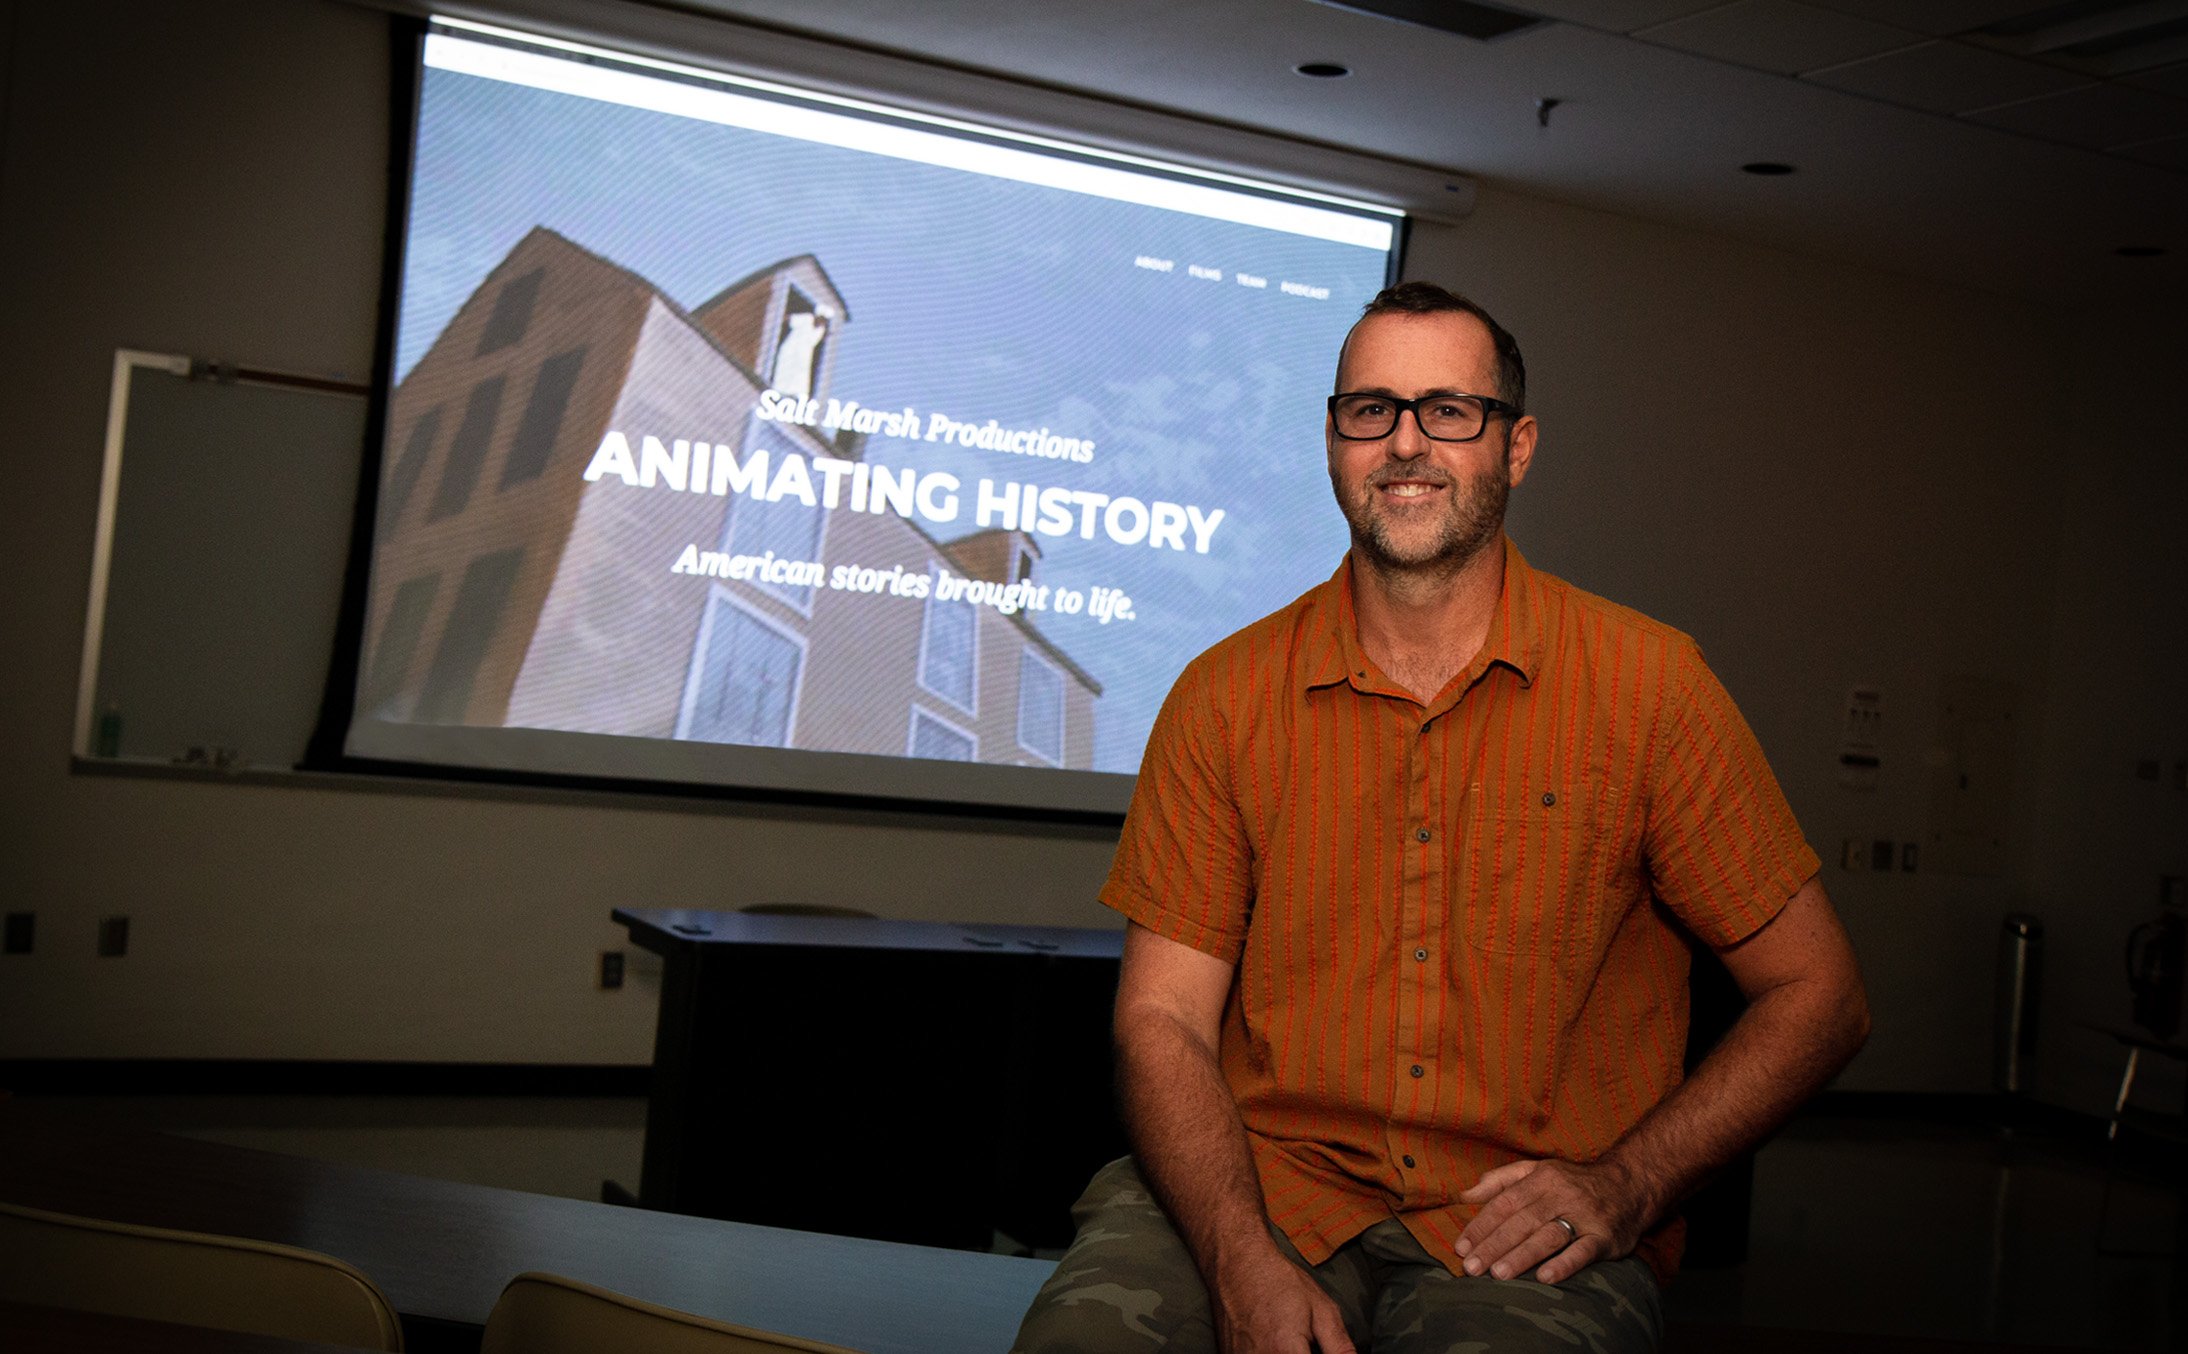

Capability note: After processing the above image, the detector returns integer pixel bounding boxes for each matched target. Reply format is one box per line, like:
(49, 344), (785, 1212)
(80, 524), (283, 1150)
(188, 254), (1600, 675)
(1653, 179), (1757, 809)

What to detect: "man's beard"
(1334, 448), (1510, 577)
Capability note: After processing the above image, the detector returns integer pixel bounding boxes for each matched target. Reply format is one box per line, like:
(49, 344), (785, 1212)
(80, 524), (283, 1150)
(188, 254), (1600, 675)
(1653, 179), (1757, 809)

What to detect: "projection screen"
(345, 16), (1403, 814)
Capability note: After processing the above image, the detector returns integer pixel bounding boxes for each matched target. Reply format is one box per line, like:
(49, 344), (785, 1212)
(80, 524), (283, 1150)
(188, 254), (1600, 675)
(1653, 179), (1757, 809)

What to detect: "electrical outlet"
(600, 950), (625, 990)
(3, 912), (31, 954)
(97, 915), (129, 957)
(1871, 840), (1895, 871)
(1841, 838), (1864, 870)
(1838, 687), (1884, 790)
(1900, 843), (1919, 873)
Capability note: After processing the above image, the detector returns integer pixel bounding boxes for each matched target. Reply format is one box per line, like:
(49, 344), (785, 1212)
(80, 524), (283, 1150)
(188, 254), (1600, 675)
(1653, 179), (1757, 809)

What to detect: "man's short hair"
(1353, 281), (1526, 413)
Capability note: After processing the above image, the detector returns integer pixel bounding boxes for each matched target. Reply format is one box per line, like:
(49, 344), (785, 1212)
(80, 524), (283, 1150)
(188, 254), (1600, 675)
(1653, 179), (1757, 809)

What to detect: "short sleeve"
(1643, 640), (1821, 948)
(1099, 658), (1256, 963)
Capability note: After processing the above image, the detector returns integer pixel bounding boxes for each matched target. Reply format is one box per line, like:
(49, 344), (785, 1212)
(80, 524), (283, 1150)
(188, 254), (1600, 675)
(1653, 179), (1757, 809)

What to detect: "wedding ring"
(1551, 1216), (1578, 1245)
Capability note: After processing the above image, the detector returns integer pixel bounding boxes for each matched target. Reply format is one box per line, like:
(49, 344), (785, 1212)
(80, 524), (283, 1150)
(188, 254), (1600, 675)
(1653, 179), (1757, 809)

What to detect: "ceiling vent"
(1308, 0), (1551, 42)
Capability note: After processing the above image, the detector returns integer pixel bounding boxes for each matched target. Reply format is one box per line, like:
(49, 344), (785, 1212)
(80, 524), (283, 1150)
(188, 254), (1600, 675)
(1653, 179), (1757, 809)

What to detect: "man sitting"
(1012, 282), (1869, 1354)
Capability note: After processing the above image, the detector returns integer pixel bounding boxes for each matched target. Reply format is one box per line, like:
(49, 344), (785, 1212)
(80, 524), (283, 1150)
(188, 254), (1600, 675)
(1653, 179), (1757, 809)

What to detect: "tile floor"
(1664, 1116), (2184, 1350)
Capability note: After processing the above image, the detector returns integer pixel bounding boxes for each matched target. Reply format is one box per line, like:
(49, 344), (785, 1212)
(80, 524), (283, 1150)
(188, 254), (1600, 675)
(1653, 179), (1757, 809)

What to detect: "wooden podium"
(614, 909), (1126, 1251)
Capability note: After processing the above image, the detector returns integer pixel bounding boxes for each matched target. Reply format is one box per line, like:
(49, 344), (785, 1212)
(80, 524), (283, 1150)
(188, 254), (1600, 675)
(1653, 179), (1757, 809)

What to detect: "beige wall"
(1404, 195), (2069, 1097)
(1, 0), (2176, 1113)
(2021, 304), (2188, 1116)
(1403, 199), (2181, 1110)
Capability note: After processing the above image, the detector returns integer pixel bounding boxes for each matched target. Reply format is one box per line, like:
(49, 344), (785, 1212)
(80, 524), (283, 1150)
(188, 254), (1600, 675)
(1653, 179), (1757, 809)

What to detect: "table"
(615, 909), (1126, 1250)
(0, 1102), (1052, 1354)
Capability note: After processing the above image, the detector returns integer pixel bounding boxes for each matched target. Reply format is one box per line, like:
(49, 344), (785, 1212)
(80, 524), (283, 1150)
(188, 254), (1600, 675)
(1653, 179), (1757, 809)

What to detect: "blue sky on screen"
(400, 55), (1390, 771)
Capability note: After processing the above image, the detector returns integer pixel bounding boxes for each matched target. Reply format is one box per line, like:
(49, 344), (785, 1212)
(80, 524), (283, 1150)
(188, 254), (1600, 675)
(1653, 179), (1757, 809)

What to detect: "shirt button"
(1542, 791), (1557, 807)
(1403, 1155), (1416, 1168)
(1410, 1064), (1425, 1078)
(1414, 947), (1428, 961)
(1416, 828), (1431, 842)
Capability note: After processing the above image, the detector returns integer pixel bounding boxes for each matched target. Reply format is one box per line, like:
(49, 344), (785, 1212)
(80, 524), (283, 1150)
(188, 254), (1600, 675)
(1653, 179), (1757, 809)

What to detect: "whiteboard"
(76, 351), (368, 772)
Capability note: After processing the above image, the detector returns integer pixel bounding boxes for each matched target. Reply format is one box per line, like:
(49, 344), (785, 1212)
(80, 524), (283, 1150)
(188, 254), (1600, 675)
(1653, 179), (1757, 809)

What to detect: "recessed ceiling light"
(2115, 245), (2167, 258)
(1741, 162), (1796, 176)
(1295, 62), (1352, 78)
(1306, 0), (1546, 42)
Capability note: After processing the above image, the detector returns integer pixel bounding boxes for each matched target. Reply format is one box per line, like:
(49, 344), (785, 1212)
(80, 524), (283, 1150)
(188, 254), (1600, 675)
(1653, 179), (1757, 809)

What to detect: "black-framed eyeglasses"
(1327, 391), (1521, 443)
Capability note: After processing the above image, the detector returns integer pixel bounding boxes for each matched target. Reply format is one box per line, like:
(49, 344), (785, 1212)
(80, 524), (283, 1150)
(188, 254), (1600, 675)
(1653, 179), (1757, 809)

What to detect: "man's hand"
(1210, 1241), (1357, 1354)
(1454, 878), (1867, 1289)
(1454, 1157), (1657, 1284)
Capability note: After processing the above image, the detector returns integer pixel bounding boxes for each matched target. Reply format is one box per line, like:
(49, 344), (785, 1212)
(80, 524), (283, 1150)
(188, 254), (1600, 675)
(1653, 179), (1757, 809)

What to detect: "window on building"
(476, 267), (544, 356)
(358, 573), (439, 720)
(918, 584), (976, 713)
(413, 548), (523, 725)
(720, 422), (826, 610)
(908, 707), (976, 762)
(427, 375), (505, 522)
(682, 594), (804, 747)
(499, 347), (588, 488)
(382, 405), (441, 525)
(769, 289), (829, 398)
(1017, 646), (1065, 765)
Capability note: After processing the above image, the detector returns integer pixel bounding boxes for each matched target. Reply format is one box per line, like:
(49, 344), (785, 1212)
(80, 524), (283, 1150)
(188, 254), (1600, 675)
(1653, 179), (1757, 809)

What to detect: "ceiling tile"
(2115, 132), (2188, 170)
(2121, 59), (2188, 96)
(657, 0), (2188, 303)
(1800, 2), (2058, 38)
(1309, 0), (1549, 41)
(1510, 1), (1725, 32)
(1805, 39), (2093, 113)
(1635, 0), (1921, 75)
(1964, 80), (2188, 148)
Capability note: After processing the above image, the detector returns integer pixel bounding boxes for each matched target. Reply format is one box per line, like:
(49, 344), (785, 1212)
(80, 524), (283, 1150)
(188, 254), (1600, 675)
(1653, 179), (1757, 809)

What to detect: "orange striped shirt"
(1102, 538), (1819, 1282)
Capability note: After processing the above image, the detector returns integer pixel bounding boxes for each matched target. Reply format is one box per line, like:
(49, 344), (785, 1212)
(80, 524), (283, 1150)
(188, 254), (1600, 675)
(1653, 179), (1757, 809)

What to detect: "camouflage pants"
(1012, 1157), (1661, 1354)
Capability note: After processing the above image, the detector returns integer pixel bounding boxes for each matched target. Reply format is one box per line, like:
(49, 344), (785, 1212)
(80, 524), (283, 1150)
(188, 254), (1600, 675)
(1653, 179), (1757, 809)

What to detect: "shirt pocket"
(1456, 781), (1604, 959)
(1449, 782), (1609, 1136)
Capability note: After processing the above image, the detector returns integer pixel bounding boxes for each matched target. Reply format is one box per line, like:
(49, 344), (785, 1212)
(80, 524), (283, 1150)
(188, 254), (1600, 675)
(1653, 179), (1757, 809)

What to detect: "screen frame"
(305, 9), (1413, 827)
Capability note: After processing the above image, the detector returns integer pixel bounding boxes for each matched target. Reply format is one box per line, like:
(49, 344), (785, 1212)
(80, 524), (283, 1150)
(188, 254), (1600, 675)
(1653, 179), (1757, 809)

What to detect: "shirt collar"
(1300, 537), (1544, 699)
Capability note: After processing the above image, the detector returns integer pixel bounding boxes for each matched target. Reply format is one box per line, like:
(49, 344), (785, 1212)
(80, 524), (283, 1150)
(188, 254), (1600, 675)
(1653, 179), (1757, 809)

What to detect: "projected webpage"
(348, 19), (1398, 807)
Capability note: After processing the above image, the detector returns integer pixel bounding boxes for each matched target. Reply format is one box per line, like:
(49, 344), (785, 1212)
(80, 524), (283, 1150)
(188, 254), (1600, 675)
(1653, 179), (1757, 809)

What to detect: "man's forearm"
(1115, 1007), (1278, 1280)
(1457, 878), (1869, 1283)
(1602, 967), (1869, 1220)
(1111, 926), (1360, 1354)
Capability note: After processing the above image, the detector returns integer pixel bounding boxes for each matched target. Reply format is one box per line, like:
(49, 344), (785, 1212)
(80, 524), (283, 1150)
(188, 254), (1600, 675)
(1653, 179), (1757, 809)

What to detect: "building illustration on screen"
(359, 227), (1100, 769)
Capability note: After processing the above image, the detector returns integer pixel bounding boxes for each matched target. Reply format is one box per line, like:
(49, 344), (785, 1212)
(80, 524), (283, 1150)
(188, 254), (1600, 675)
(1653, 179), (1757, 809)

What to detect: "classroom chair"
(0, 1198), (404, 1350)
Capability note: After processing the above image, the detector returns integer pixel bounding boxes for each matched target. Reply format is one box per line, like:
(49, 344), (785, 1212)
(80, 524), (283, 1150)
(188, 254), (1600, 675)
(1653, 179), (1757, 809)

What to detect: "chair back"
(0, 1198), (404, 1350)
(482, 1271), (866, 1354)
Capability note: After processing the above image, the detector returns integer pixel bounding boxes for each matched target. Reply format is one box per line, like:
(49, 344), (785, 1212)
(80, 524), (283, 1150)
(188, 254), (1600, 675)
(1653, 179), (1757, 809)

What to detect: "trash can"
(1995, 914), (2043, 1093)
